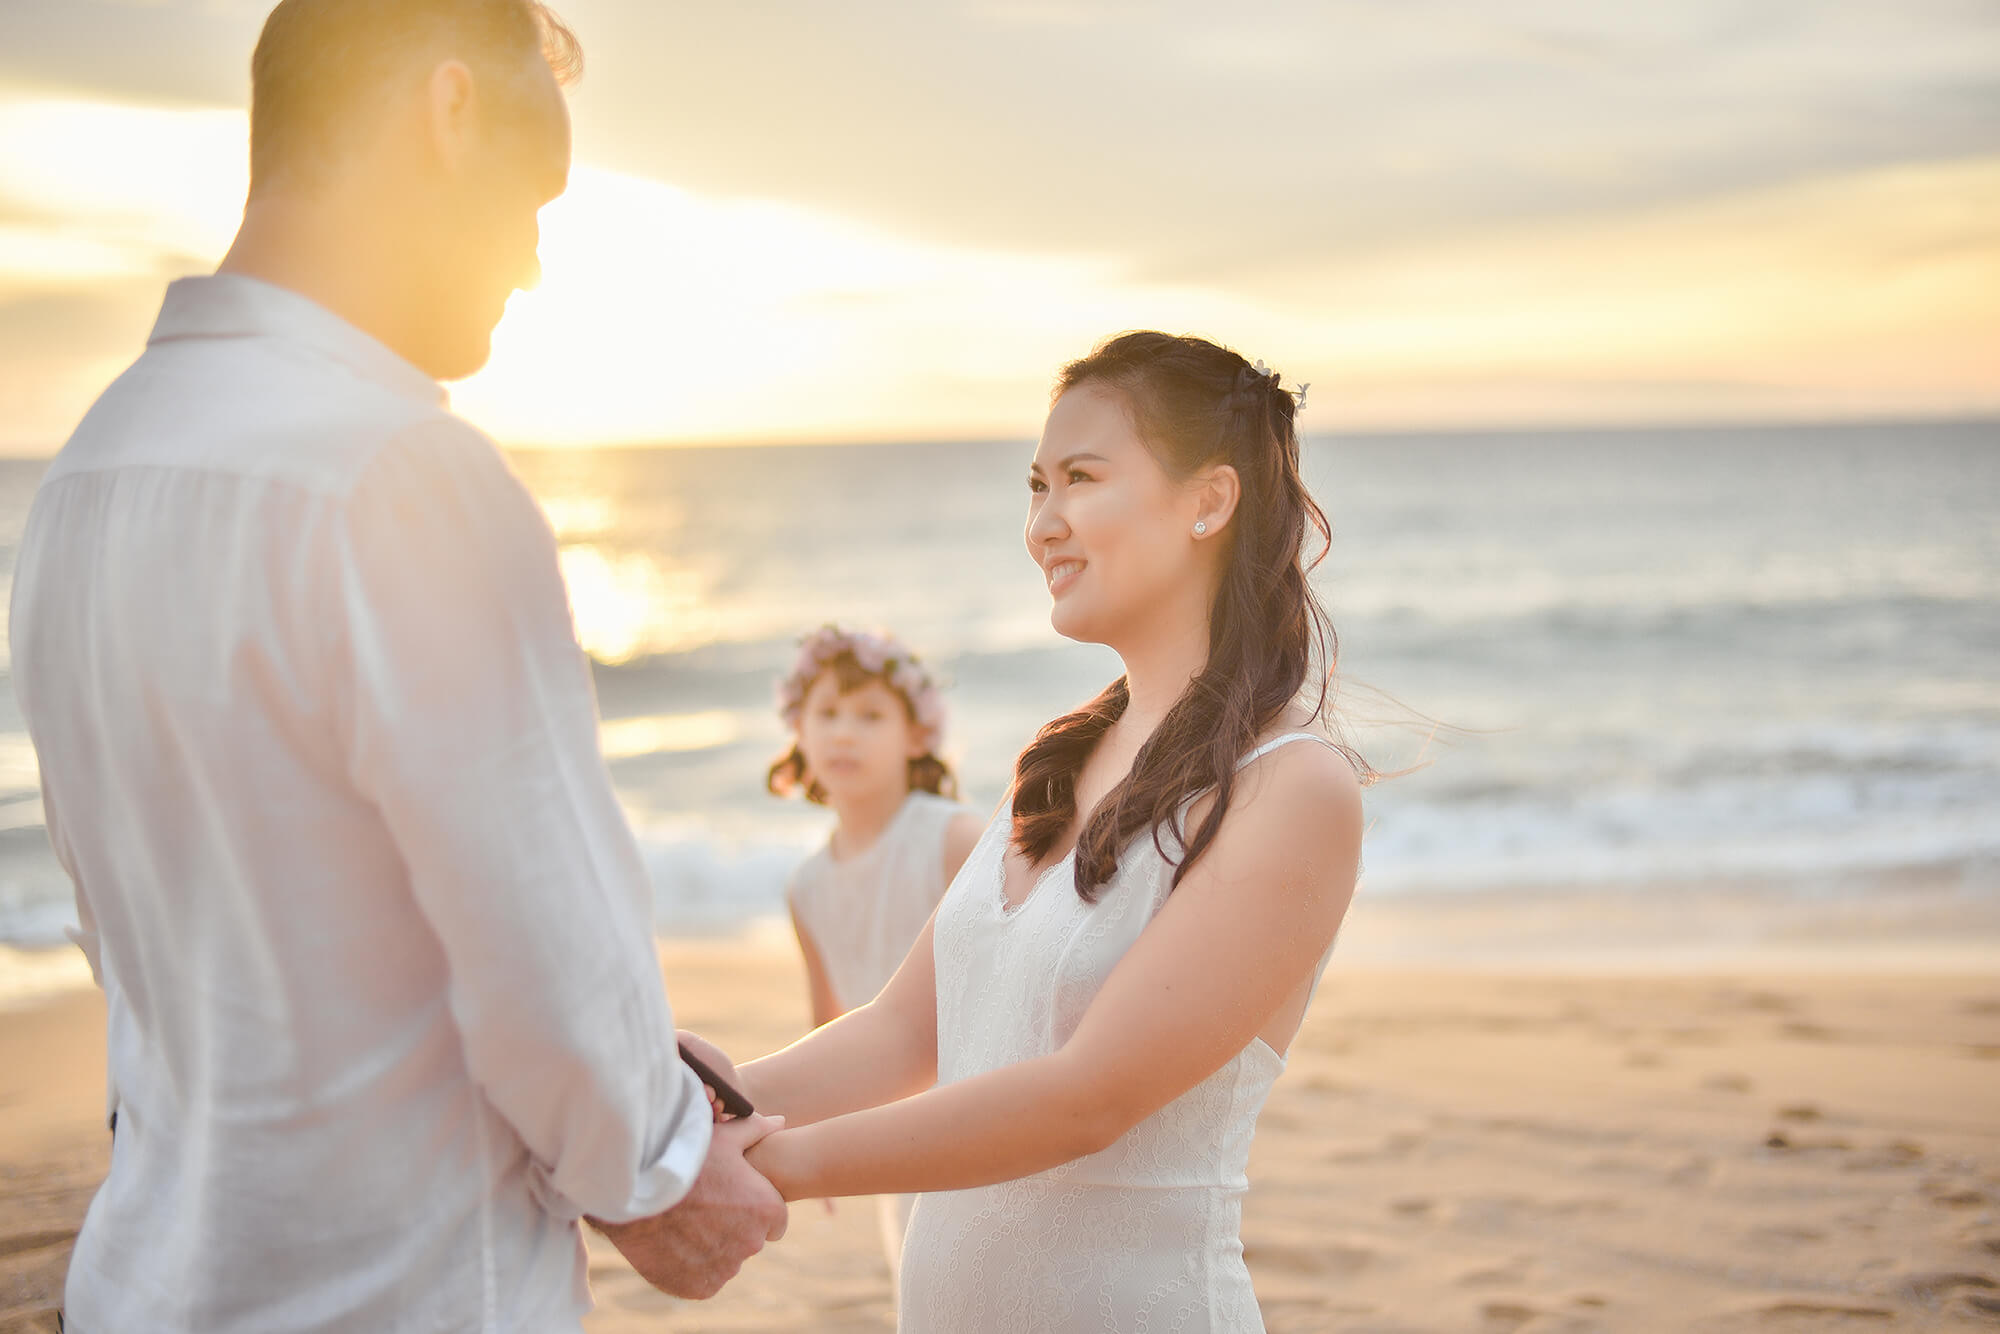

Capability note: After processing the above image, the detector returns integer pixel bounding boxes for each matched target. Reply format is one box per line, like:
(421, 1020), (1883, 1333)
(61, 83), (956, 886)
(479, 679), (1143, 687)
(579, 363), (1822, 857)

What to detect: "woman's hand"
(743, 1124), (815, 1202)
(678, 1029), (744, 1120)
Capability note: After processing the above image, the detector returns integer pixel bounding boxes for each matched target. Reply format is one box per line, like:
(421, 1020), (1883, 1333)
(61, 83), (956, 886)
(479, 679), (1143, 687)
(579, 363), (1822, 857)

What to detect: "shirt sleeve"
(329, 418), (710, 1223)
(46, 785), (119, 1127)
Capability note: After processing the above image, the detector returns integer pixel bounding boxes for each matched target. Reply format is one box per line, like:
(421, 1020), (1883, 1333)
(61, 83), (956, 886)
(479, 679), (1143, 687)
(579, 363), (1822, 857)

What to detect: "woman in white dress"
(723, 331), (1367, 1332)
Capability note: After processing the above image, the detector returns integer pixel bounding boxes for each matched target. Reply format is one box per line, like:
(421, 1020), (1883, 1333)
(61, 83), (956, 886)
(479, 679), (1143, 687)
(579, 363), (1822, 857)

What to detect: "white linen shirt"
(9, 274), (713, 1333)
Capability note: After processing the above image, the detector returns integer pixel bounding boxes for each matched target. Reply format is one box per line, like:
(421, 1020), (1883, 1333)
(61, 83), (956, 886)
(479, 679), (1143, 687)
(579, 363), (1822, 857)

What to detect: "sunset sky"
(1, 0), (1995, 452)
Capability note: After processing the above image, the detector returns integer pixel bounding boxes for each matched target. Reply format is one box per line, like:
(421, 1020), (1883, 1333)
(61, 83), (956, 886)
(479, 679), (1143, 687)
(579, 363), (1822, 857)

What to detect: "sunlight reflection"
(557, 544), (715, 665)
(598, 710), (740, 761)
(537, 494), (616, 542)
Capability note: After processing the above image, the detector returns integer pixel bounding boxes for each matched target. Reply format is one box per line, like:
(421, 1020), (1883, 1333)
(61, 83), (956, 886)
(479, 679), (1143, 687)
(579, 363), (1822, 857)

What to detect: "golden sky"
(0, 0), (1995, 452)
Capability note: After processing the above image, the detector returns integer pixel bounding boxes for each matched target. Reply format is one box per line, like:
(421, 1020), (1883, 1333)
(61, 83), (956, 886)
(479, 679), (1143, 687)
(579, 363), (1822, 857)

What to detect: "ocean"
(1, 419), (1996, 947)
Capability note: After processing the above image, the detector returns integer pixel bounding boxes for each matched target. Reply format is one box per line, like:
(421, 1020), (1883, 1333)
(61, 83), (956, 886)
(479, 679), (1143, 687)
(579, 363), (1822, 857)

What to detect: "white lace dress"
(788, 789), (973, 1286)
(899, 733), (1336, 1333)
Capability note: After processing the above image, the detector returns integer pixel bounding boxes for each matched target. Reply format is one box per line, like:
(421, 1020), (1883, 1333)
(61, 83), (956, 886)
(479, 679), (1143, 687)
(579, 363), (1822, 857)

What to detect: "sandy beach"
(3, 895), (1997, 1334)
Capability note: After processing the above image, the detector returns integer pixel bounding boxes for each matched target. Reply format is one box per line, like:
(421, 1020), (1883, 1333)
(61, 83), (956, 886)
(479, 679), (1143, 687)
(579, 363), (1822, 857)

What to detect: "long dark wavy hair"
(1010, 331), (1370, 902)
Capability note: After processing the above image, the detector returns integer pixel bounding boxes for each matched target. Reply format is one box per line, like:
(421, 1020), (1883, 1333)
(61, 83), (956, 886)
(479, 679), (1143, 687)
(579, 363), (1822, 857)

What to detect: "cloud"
(0, 2), (1994, 447)
(0, 1), (261, 108)
(0, 280), (163, 451)
(5, 0), (1996, 276)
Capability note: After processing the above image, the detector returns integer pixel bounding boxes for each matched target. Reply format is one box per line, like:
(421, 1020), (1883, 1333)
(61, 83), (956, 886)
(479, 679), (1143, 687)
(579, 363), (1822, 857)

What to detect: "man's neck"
(218, 191), (424, 373)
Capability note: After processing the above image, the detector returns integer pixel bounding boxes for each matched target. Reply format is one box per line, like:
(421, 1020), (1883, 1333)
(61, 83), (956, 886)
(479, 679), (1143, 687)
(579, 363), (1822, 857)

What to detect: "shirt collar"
(149, 273), (447, 408)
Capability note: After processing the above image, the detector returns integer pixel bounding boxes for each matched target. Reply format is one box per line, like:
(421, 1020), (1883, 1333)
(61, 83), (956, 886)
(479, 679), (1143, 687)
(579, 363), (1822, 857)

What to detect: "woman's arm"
(789, 904), (843, 1030)
(747, 741), (1362, 1200)
(737, 912), (942, 1127)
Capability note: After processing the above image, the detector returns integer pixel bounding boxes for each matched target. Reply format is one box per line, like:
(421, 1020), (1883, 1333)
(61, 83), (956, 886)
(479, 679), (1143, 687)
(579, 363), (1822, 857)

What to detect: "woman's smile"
(1045, 557), (1086, 597)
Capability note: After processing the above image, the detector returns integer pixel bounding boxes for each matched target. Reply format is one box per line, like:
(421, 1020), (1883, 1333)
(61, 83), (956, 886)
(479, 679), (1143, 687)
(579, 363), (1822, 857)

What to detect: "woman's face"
(1026, 383), (1204, 647)
(796, 671), (923, 802)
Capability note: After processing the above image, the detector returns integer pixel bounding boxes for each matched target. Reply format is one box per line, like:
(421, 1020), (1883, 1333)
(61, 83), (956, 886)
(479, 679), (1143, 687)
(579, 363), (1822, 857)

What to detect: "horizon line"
(0, 409), (1994, 463)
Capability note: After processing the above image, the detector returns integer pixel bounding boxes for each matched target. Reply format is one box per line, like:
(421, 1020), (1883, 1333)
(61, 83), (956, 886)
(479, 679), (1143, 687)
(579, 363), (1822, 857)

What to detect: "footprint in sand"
(1455, 1262), (1530, 1288)
(1324, 1130), (1426, 1164)
(1242, 1239), (1375, 1277)
(1896, 1270), (1999, 1305)
(1668, 1156), (1714, 1186)
(1842, 1140), (1926, 1173)
(1299, 1072), (1361, 1096)
(1479, 1300), (1540, 1330)
(0, 1228), (74, 1258)
(1702, 1072), (1754, 1094)
(1922, 1178), (1989, 1209)
(1753, 1301), (1894, 1326)
(1719, 988), (1797, 1014)
(1745, 1223), (1828, 1248)
(1693, 1299), (1894, 1330)
(1763, 1129), (1853, 1153)
(1775, 1103), (1822, 1122)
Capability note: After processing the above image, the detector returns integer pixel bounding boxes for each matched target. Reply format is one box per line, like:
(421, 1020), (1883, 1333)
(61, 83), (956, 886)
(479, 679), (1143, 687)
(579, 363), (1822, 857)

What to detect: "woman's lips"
(1046, 558), (1085, 598)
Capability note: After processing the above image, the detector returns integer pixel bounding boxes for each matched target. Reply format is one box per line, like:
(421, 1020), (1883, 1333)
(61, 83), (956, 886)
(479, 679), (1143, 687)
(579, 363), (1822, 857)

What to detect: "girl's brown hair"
(767, 650), (959, 806)
(1011, 331), (1369, 902)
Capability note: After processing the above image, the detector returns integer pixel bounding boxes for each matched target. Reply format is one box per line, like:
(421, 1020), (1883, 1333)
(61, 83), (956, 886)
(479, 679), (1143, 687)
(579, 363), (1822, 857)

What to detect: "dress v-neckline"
(996, 831), (1075, 918)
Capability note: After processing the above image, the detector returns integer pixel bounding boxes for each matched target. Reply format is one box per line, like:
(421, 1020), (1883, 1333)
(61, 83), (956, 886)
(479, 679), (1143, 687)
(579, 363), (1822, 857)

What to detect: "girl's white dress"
(787, 789), (971, 1278)
(899, 733), (1338, 1333)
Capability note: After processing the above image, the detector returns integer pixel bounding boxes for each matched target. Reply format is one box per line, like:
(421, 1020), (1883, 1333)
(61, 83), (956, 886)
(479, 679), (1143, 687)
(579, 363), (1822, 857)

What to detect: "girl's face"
(796, 671), (925, 802)
(1026, 383), (1207, 647)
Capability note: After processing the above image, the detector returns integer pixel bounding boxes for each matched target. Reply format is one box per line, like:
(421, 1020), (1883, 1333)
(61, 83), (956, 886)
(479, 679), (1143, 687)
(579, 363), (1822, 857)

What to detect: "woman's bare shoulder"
(1235, 720), (1364, 834)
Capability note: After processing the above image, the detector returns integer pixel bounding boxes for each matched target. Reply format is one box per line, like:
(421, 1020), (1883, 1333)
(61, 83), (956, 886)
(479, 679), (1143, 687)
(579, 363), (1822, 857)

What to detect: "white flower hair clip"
(1249, 358), (1309, 412)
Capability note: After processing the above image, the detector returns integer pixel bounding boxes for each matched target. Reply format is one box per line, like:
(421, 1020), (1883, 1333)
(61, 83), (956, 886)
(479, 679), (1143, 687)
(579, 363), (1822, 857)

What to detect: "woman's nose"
(1027, 498), (1069, 545)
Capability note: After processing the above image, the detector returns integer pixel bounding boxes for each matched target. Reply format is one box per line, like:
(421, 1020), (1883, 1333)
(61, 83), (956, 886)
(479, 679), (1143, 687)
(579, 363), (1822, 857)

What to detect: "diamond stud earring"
(1193, 520), (1208, 536)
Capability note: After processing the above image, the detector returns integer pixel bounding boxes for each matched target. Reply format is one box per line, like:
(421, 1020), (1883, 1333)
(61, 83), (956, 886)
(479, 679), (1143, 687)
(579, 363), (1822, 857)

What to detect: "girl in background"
(767, 625), (984, 1287)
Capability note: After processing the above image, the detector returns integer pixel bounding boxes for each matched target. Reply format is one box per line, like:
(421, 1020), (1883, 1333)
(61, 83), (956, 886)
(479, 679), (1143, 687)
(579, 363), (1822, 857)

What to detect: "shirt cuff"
(540, 1061), (714, 1224)
(622, 1061), (716, 1218)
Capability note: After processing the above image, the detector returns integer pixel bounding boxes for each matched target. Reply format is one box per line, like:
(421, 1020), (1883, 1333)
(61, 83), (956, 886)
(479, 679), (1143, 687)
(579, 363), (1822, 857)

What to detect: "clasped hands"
(586, 1031), (788, 1300)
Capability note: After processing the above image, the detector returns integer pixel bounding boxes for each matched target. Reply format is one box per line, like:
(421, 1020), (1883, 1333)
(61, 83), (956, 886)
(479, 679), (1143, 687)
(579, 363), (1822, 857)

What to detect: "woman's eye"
(1027, 475), (1047, 494)
(1067, 469), (1092, 485)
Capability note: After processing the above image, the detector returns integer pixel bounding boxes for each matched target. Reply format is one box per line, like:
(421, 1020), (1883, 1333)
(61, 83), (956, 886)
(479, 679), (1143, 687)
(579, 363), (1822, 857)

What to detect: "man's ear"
(424, 60), (480, 172)
(1191, 463), (1242, 539)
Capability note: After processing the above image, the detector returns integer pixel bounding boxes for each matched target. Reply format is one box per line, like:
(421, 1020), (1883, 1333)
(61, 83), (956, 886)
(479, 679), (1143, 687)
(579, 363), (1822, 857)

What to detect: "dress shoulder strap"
(1234, 730), (1338, 771)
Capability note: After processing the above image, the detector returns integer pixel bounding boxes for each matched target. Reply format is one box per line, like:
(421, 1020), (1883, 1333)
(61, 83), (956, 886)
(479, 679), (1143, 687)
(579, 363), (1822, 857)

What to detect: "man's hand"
(589, 1112), (789, 1299)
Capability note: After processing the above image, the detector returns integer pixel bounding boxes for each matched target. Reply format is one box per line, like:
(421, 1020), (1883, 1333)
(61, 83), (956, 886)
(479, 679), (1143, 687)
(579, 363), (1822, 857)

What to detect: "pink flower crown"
(776, 624), (948, 752)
